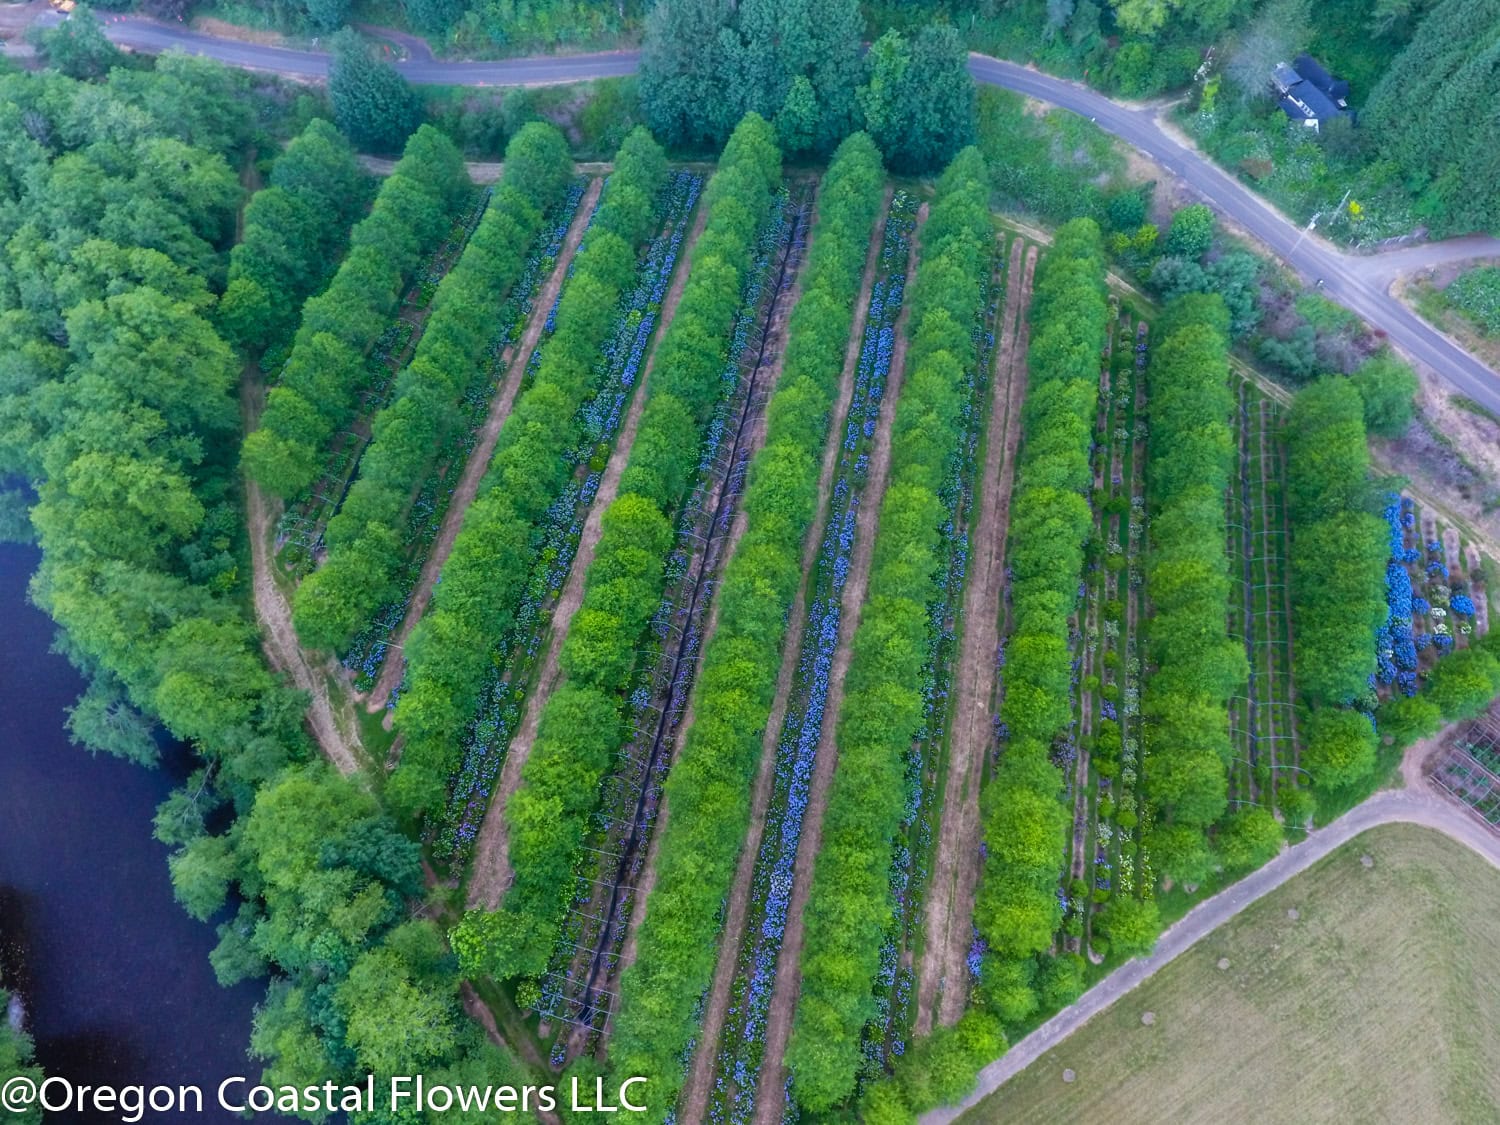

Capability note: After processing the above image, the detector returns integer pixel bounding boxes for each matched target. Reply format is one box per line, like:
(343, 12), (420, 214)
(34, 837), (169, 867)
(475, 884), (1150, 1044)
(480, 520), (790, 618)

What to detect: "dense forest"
(0, 58), (534, 1107)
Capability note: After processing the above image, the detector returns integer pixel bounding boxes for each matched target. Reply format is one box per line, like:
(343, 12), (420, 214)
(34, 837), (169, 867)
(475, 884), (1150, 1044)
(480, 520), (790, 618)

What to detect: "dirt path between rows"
(615, 187), (822, 989)
(752, 202), (928, 1125)
(367, 177), (604, 713)
(672, 186), (894, 1125)
(459, 984), (561, 1125)
(242, 372), (364, 776)
(464, 199), (710, 912)
(922, 742), (1500, 1124)
(918, 238), (1035, 1034)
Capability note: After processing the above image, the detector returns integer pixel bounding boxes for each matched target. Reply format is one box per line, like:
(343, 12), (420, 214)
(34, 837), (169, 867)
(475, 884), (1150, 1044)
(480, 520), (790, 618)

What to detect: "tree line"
(291, 122), (575, 653)
(640, 0), (975, 172)
(241, 125), (470, 500)
(607, 133), (887, 1116)
(1364, 0), (1500, 237)
(786, 146), (998, 1115)
(388, 125), (670, 821)
(448, 113), (784, 981)
(1283, 375), (1388, 796)
(972, 219), (1109, 1021)
(1140, 295), (1246, 885)
(0, 56), (535, 1105)
(217, 118), (370, 358)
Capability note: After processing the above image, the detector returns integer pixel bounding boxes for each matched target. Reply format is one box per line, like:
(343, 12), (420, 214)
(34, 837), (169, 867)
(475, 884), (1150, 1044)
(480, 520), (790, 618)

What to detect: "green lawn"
(960, 823), (1500, 1124)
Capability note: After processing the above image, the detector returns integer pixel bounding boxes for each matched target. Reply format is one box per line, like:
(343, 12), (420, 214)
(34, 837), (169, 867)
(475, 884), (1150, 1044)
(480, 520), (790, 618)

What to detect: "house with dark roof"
(1270, 54), (1352, 131)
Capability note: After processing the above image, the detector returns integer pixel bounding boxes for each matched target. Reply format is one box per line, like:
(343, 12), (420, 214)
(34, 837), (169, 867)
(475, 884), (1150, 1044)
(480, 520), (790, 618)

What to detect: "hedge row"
(218, 118), (370, 355)
(607, 134), (887, 1113)
(448, 114), (784, 983)
(290, 124), (575, 652)
(972, 220), (1108, 1012)
(241, 125), (470, 499)
(786, 147), (994, 1115)
(388, 127), (672, 820)
(1284, 377), (1388, 715)
(1140, 298), (1245, 849)
(1283, 376), (1389, 796)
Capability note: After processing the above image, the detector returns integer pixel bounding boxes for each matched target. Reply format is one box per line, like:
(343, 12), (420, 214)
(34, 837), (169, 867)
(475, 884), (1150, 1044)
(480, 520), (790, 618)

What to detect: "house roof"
(1294, 54), (1350, 103)
(1280, 82), (1344, 122)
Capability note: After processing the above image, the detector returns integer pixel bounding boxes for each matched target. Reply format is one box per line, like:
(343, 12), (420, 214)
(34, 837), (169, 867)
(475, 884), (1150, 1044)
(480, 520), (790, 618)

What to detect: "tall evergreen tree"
(639, 0), (864, 153)
(328, 29), (426, 154)
(858, 26), (976, 173)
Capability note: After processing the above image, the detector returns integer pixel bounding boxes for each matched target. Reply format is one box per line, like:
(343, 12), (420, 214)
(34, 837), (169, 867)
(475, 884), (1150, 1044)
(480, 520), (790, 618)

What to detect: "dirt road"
(241, 375), (364, 776)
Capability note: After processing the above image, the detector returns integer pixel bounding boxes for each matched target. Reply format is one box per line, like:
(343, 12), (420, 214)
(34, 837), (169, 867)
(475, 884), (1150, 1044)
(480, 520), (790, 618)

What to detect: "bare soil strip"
(752, 203), (929, 1125)
(366, 177), (604, 712)
(243, 372), (364, 776)
(562, 187), (817, 1055)
(919, 238), (1036, 1033)
(672, 186), (896, 1125)
(465, 199), (711, 912)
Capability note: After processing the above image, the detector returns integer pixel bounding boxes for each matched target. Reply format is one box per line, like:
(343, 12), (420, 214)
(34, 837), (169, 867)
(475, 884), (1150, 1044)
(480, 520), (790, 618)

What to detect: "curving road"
(921, 777), (1500, 1124)
(83, 18), (1500, 409)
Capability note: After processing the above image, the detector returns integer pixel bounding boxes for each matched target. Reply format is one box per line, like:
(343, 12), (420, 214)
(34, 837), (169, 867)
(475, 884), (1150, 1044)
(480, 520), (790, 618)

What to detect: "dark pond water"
(0, 543), (263, 1122)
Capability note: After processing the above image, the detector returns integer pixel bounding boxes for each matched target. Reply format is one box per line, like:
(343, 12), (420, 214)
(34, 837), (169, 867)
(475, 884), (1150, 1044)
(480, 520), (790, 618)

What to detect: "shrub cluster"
(1283, 377), (1389, 790)
(241, 125), (470, 499)
(972, 220), (1108, 1009)
(290, 124), (575, 652)
(860, 1010), (1007, 1124)
(607, 134), (886, 1110)
(1140, 298), (1245, 853)
(389, 127), (672, 819)
(445, 114), (784, 981)
(785, 147), (993, 1114)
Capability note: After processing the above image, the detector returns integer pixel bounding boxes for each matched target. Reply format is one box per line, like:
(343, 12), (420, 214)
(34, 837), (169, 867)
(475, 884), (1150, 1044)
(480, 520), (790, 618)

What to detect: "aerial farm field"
(235, 122), (1500, 1121)
(959, 823), (1500, 1125)
(14, 8), (1500, 1119)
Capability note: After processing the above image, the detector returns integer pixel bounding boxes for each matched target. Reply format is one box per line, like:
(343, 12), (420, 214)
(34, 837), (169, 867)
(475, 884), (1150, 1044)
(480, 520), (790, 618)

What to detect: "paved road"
(100, 15), (639, 83)
(82, 18), (1500, 408)
(920, 780), (1500, 1124)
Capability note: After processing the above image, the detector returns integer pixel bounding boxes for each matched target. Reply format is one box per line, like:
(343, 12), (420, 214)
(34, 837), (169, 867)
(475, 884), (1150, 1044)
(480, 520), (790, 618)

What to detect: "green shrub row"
(217, 118), (370, 355)
(289, 124), (575, 652)
(448, 113), (784, 982)
(1140, 297), (1245, 849)
(388, 127), (672, 820)
(860, 1010), (1008, 1124)
(972, 220), (1108, 1013)
(241, 125), (470, 499)
(1284, 376), (1388, 715)
(607, 133), (887, 1114)
(785, 146), (993, 1115)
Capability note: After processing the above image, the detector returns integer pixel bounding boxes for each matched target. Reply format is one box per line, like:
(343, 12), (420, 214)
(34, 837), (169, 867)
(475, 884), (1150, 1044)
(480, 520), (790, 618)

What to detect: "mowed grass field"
(960, 824), (1500, 1125)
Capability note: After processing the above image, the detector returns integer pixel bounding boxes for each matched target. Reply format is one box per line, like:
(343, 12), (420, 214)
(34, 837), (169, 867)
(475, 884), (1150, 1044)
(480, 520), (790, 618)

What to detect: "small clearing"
(956, 823), (1500, 1125)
